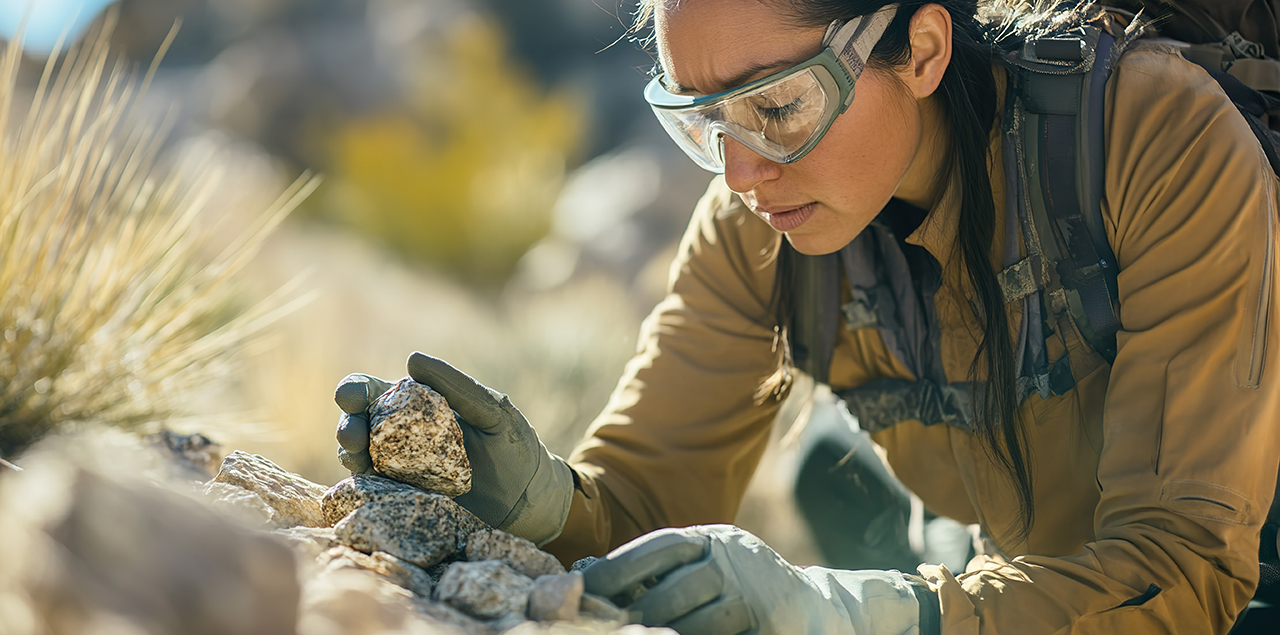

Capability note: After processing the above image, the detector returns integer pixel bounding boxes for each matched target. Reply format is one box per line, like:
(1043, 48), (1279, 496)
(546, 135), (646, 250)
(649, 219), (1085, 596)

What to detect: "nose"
(721, 136), (782, 194)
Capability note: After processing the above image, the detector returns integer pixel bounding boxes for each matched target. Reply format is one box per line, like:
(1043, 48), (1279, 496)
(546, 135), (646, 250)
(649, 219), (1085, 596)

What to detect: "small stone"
(368, 378), (472, 497)
(434, 560), (534, 620)
(578, 594), (625, 624)
(212, 450), (328, 528)
(318, 546), (434, 597)
(466, 529), (566, 579)
(527, 573), (583, 622)
(272, 526), (339, 561)
(569, 556), (598, 573)
(321, 474), (424, 527)
(333, 490), (487, 569)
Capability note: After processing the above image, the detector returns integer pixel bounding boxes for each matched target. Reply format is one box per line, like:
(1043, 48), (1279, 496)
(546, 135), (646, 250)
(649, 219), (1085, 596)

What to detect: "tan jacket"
(543, 42), (1280, 634)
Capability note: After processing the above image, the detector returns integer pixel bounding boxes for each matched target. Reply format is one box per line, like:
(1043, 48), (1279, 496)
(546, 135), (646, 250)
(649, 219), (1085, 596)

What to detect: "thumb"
(334, 373), (394, 415)
(406, 352), (513, 431)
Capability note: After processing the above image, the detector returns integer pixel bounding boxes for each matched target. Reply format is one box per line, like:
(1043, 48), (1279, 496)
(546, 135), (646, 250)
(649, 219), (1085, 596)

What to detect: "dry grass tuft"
(0, 15), (317, 457)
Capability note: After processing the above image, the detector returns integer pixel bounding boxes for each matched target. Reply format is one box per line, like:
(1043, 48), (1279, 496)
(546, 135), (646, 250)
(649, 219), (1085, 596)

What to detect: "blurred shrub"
(325, 14), (583, 283)
(0, 19), (315, 458)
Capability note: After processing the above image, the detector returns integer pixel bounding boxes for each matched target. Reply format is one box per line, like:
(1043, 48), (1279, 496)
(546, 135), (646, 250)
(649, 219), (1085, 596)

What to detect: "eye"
(758, 97), (803, 122)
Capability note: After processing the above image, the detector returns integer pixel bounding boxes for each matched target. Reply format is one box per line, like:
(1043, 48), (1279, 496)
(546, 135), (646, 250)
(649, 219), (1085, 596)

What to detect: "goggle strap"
(827, 4), (899, 105)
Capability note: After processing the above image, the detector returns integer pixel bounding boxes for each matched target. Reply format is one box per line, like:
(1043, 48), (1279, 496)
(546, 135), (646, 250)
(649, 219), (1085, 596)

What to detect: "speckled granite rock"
(318, 545), (434, 598)
(212, 450), (328, 528)
(368, 378), (472, 497)
(466, 529), (565, 579)
(333, 490), (486, 569)
(434, 560), (534, 619)
(320, 473), (423, 527)
(528, 573), (583, 622)
(569, 556), (598, 573)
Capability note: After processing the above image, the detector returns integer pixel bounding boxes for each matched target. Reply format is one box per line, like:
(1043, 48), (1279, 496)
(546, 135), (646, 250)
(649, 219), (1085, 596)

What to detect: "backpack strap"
(788, 245), (842, 386)
(1006, 25), (1124, 368)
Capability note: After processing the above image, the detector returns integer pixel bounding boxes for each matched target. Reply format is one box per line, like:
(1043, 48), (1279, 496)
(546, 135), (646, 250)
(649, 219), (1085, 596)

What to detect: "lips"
(757, 202), (817, 233)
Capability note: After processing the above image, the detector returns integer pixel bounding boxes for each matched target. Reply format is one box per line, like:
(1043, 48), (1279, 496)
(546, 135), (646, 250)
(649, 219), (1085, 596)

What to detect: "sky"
(0, 0), (119, 54)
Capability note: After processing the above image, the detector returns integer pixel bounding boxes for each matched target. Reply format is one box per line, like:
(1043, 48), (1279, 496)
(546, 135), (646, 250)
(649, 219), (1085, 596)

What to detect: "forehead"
(655, 0), (827, 94)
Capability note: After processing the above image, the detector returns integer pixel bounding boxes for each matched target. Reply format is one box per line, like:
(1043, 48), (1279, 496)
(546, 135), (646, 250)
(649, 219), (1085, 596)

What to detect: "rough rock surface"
(272, 526), (340, 561)
(321, 473), (424, 527)
(213, 450), (328, 527)
(368, 378), (472, 497)
(301, 567), (488, 635)
(528, 573), (584, 622)
(334, 490), (487, 569)
(202, 481), (275, 527)
(0, 463), (299, 635)
(434, 560), (534, 620)
(319, 545), (435, 598)
(466, 528), (566, 579)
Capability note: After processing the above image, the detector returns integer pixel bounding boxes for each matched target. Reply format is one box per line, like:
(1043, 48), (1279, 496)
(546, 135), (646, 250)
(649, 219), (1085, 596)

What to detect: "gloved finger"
(629, 558), (725, 627)
(336, 412), (370, 453)
(666, 595), (754, 635)
(406, 352), (514, 431)
(334, 373), (394, 415)
(582, 530), (709, 600)
(338, 448), (373, 474)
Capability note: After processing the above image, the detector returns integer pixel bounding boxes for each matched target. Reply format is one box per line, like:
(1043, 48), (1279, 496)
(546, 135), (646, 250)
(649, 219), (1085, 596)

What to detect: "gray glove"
(582, 525), (935, 635)
(333, 353), (576, 546)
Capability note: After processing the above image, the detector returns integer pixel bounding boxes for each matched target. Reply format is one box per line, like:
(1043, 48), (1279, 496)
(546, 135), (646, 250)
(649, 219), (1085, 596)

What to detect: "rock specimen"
(435, 560), (535, 619)
(333, 490), (487, 569)
(466, 528), (566, 579)
(318, 545), (435, 598)
(202, 481), (275, 527)
(213, 450), (328, 527)
(320, 473), (424, 526)
(528, 573), (584, 622)
(368, 378), (472, 497)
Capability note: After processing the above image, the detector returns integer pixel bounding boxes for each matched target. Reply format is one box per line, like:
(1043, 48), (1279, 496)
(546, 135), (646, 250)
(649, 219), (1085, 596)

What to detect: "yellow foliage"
(327, 15), (583, 282)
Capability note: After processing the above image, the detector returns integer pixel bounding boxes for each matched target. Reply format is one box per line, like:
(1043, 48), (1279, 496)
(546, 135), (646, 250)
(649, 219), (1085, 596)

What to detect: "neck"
(893, 93), (950, 210)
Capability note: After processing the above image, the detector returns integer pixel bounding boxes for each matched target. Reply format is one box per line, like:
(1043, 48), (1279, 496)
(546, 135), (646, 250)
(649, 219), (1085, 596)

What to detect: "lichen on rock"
(368, 378), (472, 497)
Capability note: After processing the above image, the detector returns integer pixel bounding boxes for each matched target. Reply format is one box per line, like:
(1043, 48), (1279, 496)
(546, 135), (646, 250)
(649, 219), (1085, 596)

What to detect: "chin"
(785, 231), (850, 256)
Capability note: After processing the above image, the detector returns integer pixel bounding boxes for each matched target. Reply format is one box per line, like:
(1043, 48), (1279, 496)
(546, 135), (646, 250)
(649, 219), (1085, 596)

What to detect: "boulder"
(320, 473), (423, 527)
(527, 573), (583, 622)
(333, 490), (486, 569)
(466, 528), (565, 579)
(434, 560), (534, 620)
(368, 378), (471, 497)
(212, 450), (328, 528)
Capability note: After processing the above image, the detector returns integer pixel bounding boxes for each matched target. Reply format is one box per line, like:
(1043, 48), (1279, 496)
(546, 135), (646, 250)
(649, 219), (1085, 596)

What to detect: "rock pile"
(200, 377), (662, 635)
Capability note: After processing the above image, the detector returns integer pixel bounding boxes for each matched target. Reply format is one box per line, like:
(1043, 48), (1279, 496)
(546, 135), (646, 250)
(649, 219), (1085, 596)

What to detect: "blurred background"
(0, 0), (823, 563)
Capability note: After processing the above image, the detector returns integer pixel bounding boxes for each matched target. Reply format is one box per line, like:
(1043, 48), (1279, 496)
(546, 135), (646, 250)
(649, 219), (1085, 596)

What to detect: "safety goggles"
(644, 4), (899, 173)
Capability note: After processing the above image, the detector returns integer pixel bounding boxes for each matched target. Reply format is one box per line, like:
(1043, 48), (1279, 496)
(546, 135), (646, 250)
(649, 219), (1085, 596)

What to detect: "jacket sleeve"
(542, 177), (788, 565)
(920, 44), (1280, 634)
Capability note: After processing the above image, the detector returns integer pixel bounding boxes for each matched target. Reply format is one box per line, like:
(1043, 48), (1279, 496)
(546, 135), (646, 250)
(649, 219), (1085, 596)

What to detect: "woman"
(333, 1), (1280, 632)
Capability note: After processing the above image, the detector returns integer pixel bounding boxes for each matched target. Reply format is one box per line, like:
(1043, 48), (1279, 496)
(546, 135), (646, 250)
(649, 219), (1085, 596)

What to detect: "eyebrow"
(664, 56), (805, 95)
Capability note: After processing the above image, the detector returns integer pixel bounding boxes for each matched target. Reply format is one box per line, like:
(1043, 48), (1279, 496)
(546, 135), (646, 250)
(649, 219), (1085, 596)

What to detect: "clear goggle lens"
(649, 66), (838, 173)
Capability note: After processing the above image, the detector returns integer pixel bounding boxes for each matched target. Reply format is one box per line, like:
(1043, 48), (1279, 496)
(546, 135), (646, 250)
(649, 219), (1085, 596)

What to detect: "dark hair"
(632, 0), (1101, 543)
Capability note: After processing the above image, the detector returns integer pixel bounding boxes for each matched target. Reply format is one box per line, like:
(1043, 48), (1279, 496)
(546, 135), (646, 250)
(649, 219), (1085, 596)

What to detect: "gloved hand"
(581, 525), (937, 635)
(333, 352), (576, 546)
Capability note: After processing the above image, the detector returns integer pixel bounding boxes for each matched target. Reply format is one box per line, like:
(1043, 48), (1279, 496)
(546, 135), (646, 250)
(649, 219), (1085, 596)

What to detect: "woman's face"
(654, 0), (950, 255)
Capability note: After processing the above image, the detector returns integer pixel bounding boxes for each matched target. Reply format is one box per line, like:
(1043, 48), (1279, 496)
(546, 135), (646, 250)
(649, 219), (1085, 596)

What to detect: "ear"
(904, 3), (952, 99)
